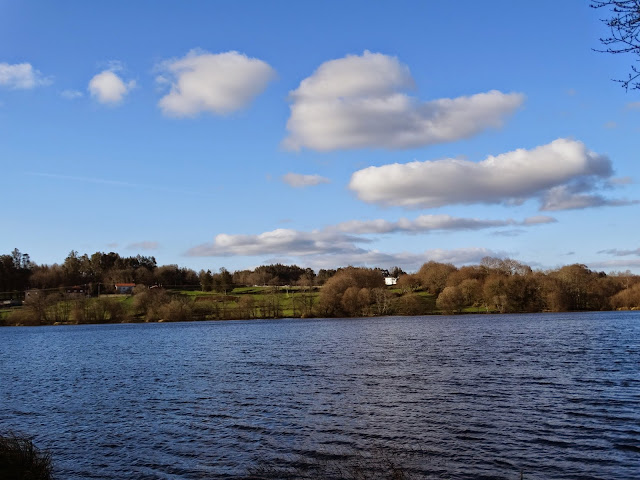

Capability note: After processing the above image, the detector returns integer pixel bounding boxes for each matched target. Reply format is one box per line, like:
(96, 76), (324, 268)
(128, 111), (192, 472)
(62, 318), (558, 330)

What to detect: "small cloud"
(127, 241), (159, 251)
(88, 69), (135, 104)
(107, 242), (119, 248)
(541, 184), (637, 211)
(566, 88), (577, 96)
(522, 215), (557, 225)
(603, 121), (617, 129)
(282, 173), (330, 188)
(588, 258), (640, 270)
(625, 101), (640, 110)
(0, 62), (51, 89)
(329, 214), (555, 235)
(563, 251), (575, 256)
(608, 176), (633, 186)
(491, 229), (525, 237)
(104, 60), (125, 72)
(597, 247), (640, 257)
(60, 89), (83, 100)
(187, 228), (370, 257)
(156, 50), (276, 117)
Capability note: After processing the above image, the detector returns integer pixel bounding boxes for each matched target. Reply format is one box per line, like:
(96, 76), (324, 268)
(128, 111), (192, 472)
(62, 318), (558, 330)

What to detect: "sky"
(1, 1), (639, 274)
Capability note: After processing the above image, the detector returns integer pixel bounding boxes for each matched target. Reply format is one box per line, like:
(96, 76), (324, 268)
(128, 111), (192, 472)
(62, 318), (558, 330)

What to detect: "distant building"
(384, 277), (398, 286)
(1, 299), (22, 307)
(24, 289), (43, 304)
(115, 283), (135, 294)
(66, 285), (88, 297)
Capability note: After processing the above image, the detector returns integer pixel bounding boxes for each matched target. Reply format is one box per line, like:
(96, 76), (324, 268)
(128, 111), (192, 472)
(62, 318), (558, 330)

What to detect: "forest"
(1, 248), (640, 326)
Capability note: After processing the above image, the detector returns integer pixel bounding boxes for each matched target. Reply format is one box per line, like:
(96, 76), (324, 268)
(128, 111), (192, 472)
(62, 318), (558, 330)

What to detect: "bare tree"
(592, 1), (640, 90)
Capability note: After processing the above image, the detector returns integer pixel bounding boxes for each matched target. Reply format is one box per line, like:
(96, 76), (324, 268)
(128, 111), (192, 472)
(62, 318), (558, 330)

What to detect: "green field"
(0, 285), (459, 327)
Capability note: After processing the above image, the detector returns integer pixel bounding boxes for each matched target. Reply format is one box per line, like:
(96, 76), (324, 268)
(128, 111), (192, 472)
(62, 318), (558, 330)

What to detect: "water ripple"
(1, 311), (639, 479)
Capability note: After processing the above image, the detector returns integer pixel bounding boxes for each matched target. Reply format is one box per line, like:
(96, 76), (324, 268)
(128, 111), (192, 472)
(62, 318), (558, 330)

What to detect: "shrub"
(5, 308), (40, 326)
(436, 286), (464, 314)
(157, 298), (193, 322)
(0, 433), (53, 480)
(396, 293), (424, 316)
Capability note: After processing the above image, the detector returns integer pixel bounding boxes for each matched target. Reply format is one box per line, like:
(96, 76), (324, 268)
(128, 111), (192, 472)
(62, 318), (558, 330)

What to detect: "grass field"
(0, 285), (458, 327)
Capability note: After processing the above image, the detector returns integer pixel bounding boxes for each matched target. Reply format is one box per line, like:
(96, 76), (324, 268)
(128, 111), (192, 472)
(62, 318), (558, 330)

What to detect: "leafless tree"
(592, 0), (640, 90)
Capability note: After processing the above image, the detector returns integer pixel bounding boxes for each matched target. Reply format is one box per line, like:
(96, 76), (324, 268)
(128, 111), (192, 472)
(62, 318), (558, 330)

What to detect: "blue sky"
(1, 1), (639, 274)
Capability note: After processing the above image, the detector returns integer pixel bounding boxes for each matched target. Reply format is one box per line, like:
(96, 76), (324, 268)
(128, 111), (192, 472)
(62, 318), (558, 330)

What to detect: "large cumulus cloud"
(283, 51), (524, 151)
(349, 138), (633, 211)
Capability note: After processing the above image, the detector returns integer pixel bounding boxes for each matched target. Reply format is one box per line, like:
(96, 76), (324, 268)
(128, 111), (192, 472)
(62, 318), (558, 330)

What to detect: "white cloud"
(187, 228), (504, 271)
(0, 62), (51, 89)
(282, 173), (330, 188)
(491, 229), (525, 237)
(186, 213), (548, 270)
(283, 51), (524, 151)
(60, 89), (83, 99)
(329, 214), (556, 235)
(156, 50), (276, 117)
(303, 247), (504, 272)
(625, 101), (640, 110)
(188, 214), (551, 257)
(187, 228), (369, 257)
(522, 215), (556, 225)
(349, 138), (632, 211)
(88, 70), (135, 104)
(127, 241), (159, 250)
(603, 121), (617, 129)
(540, 184), (635, 211)
(588, 259), (640, 270)
(597, 248), (640, 257)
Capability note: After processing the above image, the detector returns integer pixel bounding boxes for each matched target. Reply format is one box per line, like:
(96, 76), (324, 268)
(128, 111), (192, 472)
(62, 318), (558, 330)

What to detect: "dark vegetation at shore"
(244, 450), (416, 479)
(2, 248), (640, 326)
(1, 431), (536, 479)
(0, 433), (53, 480)
(0, 433), (418, 480)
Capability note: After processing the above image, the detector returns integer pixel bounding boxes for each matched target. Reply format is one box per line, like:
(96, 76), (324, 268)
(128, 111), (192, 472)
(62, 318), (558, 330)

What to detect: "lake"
(1, 312), (638, 479)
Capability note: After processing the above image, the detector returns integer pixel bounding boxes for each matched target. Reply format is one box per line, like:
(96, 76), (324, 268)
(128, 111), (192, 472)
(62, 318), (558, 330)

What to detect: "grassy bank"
(0, 285), (443, 327)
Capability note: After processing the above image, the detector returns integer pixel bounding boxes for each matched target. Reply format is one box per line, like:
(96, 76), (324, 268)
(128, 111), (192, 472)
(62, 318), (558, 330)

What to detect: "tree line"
(0, 249), (347, 295)
(1, 248), (640, 326)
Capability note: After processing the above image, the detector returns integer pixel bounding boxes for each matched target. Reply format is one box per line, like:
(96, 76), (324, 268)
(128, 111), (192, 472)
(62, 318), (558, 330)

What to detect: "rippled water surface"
(1, 312), (639, 479)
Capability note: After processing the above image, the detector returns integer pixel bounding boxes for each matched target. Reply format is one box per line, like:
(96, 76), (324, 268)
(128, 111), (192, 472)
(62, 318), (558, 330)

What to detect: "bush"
(436, 286), (464, 314)
(192, 300), (219, 320)
(610, 283), (640, 309)
(396, 293), (425, 316)
(157, 298), (193, 322)
(133, 287), (170, 317)
(5, 308), (40, 326)
(0, 433), (53, 480)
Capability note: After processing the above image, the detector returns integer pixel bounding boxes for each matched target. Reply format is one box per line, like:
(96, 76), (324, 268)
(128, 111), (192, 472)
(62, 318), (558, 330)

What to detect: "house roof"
(115, 283), (136, 287)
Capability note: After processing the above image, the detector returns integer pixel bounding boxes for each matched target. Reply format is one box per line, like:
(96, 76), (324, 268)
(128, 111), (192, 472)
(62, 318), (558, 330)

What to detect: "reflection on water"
(1, 312), (639, 479)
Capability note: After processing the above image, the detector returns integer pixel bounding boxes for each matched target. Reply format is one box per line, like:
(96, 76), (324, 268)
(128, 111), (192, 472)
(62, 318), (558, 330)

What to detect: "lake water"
(1, 312), (639, 479)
